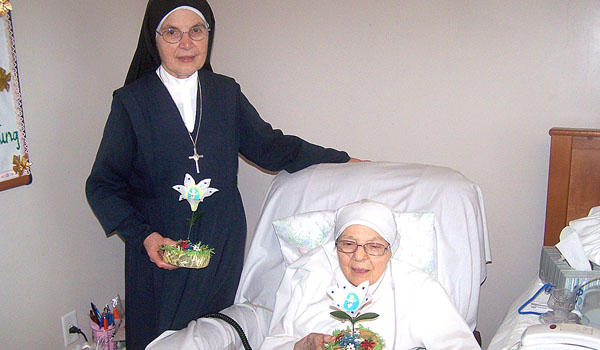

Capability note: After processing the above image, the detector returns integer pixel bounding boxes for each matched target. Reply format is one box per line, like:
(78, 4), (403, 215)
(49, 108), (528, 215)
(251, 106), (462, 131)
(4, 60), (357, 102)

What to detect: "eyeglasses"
(335, 239), (390, 256)
(156, 25), (210, 44)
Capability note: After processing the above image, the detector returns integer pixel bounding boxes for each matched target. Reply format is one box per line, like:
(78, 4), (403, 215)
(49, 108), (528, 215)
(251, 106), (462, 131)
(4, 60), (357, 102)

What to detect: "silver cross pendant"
(188, 147), (204, 173)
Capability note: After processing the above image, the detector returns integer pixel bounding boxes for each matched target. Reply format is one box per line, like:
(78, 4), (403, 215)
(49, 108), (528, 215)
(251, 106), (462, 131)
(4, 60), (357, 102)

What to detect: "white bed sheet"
(236, 161), (491, 333)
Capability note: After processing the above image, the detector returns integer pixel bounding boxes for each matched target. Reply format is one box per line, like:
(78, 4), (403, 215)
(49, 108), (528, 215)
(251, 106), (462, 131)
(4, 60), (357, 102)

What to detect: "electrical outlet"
(61, 310), (79, 346)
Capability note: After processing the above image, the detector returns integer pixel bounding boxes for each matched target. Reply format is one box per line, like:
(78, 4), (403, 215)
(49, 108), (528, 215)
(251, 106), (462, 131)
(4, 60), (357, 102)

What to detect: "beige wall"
(1, 1), (599, 349)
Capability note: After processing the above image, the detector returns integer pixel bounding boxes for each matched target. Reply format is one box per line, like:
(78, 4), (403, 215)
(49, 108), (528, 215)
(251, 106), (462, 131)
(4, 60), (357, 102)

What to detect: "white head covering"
(156, 6), (209, 32)
(334, 199), (400, 255)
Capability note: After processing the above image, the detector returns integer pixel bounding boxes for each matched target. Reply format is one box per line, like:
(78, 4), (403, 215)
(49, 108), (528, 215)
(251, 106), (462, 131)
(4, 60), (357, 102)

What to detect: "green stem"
(187, 210), (195, 241)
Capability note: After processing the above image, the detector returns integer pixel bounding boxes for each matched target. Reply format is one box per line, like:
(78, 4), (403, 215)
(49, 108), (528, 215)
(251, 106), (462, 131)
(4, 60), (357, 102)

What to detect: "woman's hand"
(293, 333), (336, 350)
(143, 232), (179, 270)
(348, 157), (369, 162)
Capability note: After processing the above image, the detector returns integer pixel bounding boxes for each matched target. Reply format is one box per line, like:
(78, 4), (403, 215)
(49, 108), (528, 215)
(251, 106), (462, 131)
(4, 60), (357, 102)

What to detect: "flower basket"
(325, 325), (384, 350)
(160, 240), (213, 269)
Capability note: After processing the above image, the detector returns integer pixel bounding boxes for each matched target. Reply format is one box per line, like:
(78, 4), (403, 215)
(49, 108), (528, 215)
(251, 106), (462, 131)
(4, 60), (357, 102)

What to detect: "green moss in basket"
(161, 240), (214, 257)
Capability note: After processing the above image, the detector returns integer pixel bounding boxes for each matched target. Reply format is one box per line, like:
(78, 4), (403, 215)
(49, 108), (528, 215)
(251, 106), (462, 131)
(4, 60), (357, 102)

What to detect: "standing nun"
(86, 1), (357, 348)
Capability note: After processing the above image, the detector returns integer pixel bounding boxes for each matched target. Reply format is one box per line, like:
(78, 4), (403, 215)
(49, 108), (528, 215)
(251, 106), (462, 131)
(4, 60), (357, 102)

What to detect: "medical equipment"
(519, 323), (600, 350)
(540, 288), (580, 324)
(581, 287), (600, 328)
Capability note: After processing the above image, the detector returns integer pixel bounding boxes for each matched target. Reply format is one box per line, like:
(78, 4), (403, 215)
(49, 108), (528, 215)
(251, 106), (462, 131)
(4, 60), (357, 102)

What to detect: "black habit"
(86, 69), (350, 349)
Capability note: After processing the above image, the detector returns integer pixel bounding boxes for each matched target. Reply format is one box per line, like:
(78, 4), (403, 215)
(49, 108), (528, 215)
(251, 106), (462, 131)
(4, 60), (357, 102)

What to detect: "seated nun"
(260, 199), (481, 350)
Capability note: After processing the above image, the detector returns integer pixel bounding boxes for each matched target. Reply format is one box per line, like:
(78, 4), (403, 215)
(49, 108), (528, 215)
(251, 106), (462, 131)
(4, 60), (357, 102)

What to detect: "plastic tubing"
(518, 283), (553, 315)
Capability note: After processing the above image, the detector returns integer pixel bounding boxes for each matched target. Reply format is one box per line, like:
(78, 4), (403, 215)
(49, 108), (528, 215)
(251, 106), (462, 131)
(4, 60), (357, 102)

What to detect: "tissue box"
(539, 246), (600, 290)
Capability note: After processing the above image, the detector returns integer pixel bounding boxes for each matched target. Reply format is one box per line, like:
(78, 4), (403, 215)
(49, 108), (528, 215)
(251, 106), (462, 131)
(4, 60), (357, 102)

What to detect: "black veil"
(125, 0), (215, 85)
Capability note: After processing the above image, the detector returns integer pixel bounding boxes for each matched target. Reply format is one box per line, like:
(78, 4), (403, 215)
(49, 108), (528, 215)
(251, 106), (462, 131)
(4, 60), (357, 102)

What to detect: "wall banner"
(0, 2), (31, 192)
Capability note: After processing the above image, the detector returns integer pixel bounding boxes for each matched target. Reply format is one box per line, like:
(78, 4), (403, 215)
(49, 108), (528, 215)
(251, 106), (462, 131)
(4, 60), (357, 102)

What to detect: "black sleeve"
(237, 91), (350, 173)
(85, 92), (152, 248)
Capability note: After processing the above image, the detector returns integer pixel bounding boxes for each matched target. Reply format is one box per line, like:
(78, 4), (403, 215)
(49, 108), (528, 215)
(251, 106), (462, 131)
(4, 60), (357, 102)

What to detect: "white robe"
(259, 241), (481, 350)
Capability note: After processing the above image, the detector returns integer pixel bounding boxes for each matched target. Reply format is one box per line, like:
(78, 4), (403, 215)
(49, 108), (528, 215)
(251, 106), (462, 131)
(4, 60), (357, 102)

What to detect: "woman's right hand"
(293, 333), (336, 350)
(143, 232), (179, 270)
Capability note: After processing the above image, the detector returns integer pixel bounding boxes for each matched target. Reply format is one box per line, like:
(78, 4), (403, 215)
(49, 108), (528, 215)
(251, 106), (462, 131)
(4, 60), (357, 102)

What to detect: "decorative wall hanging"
(0, 2), (31, 192)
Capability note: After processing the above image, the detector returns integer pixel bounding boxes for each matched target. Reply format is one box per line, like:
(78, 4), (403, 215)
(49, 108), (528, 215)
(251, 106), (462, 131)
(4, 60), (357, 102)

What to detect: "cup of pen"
(90, 319), (116, 350)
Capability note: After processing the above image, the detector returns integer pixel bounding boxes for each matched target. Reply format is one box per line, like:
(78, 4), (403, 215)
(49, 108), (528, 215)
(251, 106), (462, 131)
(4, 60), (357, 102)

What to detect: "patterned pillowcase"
(394, 212), (437, 278)
(272, 210), (437, 277)
(272, 210), (335, 266)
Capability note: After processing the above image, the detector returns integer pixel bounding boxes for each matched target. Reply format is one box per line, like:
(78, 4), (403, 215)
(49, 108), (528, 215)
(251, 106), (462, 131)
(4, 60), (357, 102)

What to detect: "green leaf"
(330, 311), (353, 321)
(186, 211), (205, 227)
(354, 312), (379, 322)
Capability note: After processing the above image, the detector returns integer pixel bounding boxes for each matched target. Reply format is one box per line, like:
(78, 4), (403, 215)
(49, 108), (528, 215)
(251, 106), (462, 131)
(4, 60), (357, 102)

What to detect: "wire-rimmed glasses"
(156, 25), (210, 44)
(335, 239), (390, 256)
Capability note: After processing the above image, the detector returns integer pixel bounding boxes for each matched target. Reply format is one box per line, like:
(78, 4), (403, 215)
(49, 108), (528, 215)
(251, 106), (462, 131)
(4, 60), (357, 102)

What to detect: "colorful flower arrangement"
(325, 280), (384, 349)
(325, 325), (383, 350)
(160, 174), (218, 269)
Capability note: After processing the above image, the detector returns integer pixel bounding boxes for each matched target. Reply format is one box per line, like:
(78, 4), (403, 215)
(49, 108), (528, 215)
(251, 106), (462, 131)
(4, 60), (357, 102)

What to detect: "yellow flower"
(0, 1), (12, 17)
(0, 67), (10, 93)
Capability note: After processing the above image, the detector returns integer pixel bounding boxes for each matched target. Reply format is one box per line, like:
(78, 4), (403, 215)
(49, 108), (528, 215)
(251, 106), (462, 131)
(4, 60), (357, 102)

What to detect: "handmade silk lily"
(172, 173), (218, 211)
(328, 280), (372, 316)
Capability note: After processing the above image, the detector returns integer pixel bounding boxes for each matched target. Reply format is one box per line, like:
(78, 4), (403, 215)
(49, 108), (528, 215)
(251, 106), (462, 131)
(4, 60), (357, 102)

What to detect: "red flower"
(335, 333), (343, 341)
(178, 240), (190, 250)
(360, 339), (376, 350)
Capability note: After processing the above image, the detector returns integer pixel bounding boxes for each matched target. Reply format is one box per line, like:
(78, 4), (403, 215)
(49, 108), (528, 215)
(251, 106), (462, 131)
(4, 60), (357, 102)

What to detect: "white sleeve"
(145, 303), (266, 350)
(258, 265), (306, 350)
(145, 318), (239, 350)
(413, 278), (481, 350)
(259, 258), (335, 350)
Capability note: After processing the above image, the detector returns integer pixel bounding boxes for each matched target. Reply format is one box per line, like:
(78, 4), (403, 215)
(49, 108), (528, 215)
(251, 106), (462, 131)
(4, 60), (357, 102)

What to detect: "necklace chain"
(187, 81), (203, 173)
(188, 82), (202, 150)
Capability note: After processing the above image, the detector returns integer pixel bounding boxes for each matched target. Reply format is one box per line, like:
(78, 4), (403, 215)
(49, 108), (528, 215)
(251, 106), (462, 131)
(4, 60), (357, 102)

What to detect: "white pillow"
(272, 210), (437, 277)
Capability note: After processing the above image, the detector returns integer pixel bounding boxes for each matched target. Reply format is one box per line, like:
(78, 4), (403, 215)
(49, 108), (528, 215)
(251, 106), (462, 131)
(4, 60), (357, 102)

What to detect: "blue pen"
(91, 302), (102, 320)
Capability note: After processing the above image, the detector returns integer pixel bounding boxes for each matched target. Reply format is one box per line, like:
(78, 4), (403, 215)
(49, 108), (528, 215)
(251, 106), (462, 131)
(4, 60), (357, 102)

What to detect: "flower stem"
(187, 210), (195, 241)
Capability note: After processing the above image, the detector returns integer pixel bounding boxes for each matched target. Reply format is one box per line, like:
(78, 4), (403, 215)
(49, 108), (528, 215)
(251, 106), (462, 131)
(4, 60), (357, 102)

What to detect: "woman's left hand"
(293, 333), (336, 350)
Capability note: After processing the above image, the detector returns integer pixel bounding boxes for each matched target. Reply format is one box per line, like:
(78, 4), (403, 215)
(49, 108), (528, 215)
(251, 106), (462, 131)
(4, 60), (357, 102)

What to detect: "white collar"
(157, 65), (198, 88)
(156, 65), (199, 133)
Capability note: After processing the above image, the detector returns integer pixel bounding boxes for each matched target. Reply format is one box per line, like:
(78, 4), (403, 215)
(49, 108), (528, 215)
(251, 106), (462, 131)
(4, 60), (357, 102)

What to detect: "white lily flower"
(172, 174), (219, 211)
(327, 280), (372, 316)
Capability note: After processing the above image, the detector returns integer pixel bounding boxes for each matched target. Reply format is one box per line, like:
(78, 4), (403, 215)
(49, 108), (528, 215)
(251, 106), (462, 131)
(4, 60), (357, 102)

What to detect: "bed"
(488, 127), (600, 350)
(147, 161), (491, 349)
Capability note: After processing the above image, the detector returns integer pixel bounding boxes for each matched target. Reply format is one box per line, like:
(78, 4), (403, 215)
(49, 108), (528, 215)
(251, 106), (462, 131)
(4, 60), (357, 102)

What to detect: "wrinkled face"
(336, 224), (391, 286)
(156, 9), (208, 78)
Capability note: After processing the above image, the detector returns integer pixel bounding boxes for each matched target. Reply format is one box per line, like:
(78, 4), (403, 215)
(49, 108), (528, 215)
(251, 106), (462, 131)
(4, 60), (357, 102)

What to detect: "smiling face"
(336, 224), (391, 286)
(156, 9), (208, 78)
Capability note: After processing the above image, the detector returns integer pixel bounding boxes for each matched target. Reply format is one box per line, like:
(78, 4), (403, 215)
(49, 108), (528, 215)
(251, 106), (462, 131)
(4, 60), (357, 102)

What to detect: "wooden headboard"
(544, 127), (600, 245)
